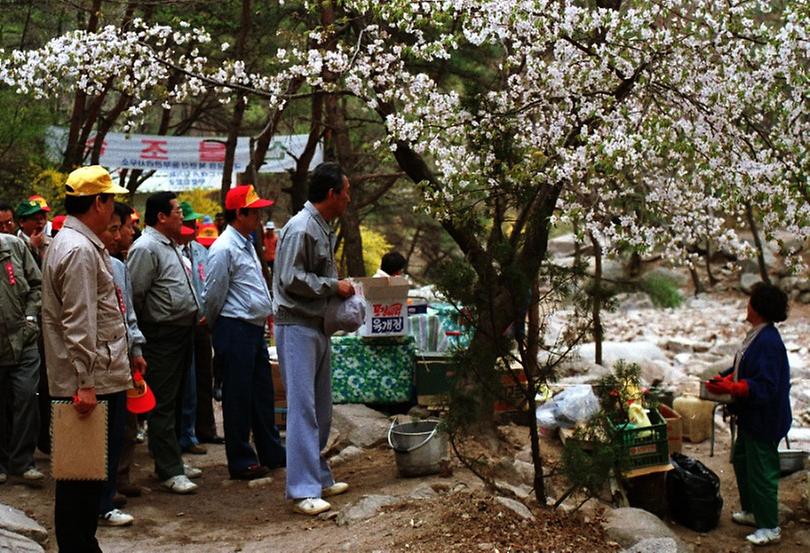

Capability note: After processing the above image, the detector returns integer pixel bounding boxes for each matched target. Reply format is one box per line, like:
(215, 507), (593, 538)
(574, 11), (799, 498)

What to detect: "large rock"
(739, 272), (763, 294)
(575, 341), (669, 382)
(0, 528), (44, 553)
(0, 503), (47, 545)
(620, 537), (680, 553)
(331, 404), (391, 449)
(547, 233), (578, 258)
(336, 495), (399, 525)
(494, 496), (534, 520)
(604, 507), (690, 553)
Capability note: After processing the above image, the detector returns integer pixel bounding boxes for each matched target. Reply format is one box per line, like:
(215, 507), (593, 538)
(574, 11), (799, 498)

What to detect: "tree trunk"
(590, 233), (603, 366)
(525, 278), (545, 504)
(219, 0), (253, 205)
(689, 265), (705, 296)
(744, 201), (771, 285)
(705, 237), (718, 285)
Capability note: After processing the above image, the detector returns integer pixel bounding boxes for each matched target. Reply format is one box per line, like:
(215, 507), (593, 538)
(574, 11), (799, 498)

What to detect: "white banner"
(45, 127), (322, 192)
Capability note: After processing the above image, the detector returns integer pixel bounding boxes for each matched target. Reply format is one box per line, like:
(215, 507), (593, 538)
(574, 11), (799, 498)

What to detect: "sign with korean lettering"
(45, 127), (323, 191)
(356, 276), (410, 338)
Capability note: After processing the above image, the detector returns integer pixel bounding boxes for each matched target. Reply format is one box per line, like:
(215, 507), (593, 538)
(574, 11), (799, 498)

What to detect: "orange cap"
(196, 223), (219, 247)
(27, 194), (51, 212)
(126, 371), (156, 414)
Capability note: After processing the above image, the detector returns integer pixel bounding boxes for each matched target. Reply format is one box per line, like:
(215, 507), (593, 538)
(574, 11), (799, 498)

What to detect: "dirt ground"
(1, 291), (808, 551)
(1, 413), (807, 552)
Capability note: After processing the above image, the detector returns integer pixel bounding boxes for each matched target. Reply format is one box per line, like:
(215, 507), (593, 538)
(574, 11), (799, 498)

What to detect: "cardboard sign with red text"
(355, 276), (410, 337)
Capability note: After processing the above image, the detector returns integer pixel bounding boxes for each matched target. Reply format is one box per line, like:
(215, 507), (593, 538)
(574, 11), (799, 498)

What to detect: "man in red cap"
(204, 184), (285, 480)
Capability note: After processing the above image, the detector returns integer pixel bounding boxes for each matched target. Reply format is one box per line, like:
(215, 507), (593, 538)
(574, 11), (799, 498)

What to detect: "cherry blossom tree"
(2, 0), (807, 502)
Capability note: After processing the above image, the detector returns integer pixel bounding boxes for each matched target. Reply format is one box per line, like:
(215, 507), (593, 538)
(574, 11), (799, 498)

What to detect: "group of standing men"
(1, 160), (357, 550)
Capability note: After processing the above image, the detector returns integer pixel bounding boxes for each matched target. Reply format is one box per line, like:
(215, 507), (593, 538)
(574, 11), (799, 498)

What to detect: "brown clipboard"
(51, 401), (108, 480)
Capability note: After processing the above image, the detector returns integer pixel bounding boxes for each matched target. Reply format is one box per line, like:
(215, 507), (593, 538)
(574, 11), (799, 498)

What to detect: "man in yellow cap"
(41, 165), (132, 551)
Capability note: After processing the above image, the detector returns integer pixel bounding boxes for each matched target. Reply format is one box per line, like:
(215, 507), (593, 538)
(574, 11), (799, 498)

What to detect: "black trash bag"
(666, 452), (723, 532)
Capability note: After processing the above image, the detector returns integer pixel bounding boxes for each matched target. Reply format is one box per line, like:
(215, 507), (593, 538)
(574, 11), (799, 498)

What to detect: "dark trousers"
(212, 317), (284, 475)
(55, 392), (124, 553)
(193, 327), (217, 441)
(98, 391), (127, 515)
(141, 322), (193, 480)
(116, 413), (139, 486)
(0, 345), (40, 475)
(36, 334), (51, 454)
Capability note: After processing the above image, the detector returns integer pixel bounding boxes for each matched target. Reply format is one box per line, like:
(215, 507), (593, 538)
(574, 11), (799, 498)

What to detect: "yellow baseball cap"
(65, 166), (129, 197)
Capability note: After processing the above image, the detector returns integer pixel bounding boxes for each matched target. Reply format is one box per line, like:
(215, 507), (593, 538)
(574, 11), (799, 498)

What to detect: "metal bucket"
(387, 418), (448, 477)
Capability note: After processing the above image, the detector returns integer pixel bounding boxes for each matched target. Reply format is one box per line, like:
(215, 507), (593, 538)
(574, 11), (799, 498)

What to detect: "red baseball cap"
(51, 214), (66, 231)
(180, 225), (196, 237)
(126, 371), (156, 414)
(225, 185), (274, 210)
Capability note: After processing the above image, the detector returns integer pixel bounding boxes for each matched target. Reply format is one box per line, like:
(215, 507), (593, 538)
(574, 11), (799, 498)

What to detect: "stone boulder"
(575, 341), (669, 383)
(620, 537), (680, 553)
(336, 495), (399, 526)
(0, 503), (47, 545)
(0, 529), (44, 553)
(331, 404), (392, 449)
(547, 233), (578, 258)
(739, 272), (763, 294)
(494, 496), (534, 520)
(603, 507), (690, 553)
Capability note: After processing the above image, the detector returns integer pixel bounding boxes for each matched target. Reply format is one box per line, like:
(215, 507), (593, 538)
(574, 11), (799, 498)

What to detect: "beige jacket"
(42, 216), (131, 397)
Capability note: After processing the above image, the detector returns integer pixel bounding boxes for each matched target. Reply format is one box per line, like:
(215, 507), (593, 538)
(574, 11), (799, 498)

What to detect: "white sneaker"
(322, 482), (349, 498)
(161, 474), (198, 494)
(732, 511), (757, 527)
(184, 464), (202, 479)
(22, 468), (44, 481)
(293, 498), (331, 516)
(99, 509), (134, 527)
(746, 527), (781, 546)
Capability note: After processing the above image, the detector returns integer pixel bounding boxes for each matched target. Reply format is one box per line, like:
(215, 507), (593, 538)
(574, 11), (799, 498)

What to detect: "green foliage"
(594, 360), (643, 420)
(561, 414), (621, 496)
(177, 189), (220, 220)
(31, 168), (68, 214)
(639, 272), (684, 308)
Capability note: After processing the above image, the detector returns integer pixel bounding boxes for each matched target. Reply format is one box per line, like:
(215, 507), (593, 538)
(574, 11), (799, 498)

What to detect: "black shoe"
(112, 493), (128, 509)
(198, 435), (225, 444)
(181, 443), (208, 455)
(212, 386), (222, 402)
(230, 464), (269, 481)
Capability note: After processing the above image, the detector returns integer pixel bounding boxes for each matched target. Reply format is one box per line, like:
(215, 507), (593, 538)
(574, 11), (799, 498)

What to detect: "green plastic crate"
(609, 408), (669, 471)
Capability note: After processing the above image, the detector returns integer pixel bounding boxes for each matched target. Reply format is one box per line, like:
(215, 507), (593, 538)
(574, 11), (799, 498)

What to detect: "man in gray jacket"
(127, 191), (201, 494)
(42, 165), (131, 551)
(0, 230), (42, 486)
(273, 163), (354, 515)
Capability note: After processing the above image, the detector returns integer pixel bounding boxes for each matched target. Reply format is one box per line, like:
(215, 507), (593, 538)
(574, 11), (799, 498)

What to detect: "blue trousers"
(97, 392), (127, 515)
(213, 317), (284, 475)
(276, 324), (334, 499)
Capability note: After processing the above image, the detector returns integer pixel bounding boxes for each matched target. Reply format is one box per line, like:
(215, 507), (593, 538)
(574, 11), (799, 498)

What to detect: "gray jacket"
(272, 202), (338, 327)
(0, 233), (41, 364)
(111, 257), (146, 359)
(127, 226), (199, 326)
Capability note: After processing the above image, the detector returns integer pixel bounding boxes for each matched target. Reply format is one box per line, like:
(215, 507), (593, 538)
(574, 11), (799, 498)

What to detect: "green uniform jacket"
(0, 233), (41, 364)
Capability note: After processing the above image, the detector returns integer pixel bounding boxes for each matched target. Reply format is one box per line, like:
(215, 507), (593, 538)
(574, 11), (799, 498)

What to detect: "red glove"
(705, 376), (749, 398)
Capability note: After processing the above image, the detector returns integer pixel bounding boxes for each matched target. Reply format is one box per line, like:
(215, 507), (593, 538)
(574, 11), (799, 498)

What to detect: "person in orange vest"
(262, 221), (277, 272)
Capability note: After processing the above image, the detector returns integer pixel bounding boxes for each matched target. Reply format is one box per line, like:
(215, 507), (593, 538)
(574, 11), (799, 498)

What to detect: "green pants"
(732, 430), (780, 529)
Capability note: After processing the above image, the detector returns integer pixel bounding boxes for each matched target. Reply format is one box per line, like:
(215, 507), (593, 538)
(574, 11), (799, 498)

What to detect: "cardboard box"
(356, 276), (410, 338)
(658, 404), (683, 454)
